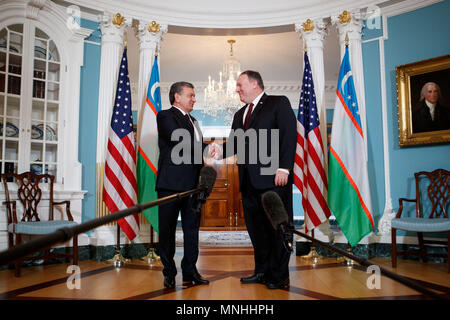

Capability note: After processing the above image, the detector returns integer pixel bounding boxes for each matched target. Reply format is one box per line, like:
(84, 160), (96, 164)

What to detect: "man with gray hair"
(156, 81), (209, 288)
(412, 82), (450, 133)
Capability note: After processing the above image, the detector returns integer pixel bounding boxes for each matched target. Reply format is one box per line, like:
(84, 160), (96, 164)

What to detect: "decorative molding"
(99, 12), (128, 45)
(381, 0), (443, 17)
(112, 12), (125, 26)
(331, 9), (364, 43)
(295, 18), (328, 49)
(148, 20), (160, 33)
(302, 19), (314, 32)
(135, 20), (168, 51)
(338, 10), (352, 24)
(59, 0), (387, 28)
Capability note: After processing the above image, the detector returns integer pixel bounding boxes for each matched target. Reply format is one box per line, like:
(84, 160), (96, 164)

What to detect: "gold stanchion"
(141, 225), (161, 265)
(336, 242), (354, 265)
(300, 229), (322, 264)
(108, 225), (130, 267)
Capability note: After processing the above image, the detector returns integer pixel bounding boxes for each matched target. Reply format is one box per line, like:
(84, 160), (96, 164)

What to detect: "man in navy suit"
(211, 71), (297, 289)
(156, 81), (209, 288)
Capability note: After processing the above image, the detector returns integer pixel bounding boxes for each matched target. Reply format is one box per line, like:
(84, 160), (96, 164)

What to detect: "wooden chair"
(391, 169), (450, 273)
(2, 171), (78, 277)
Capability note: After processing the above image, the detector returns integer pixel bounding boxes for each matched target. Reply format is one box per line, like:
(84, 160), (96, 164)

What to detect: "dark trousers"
(241, 169), (293, 282)
(157, 190), (201, 278)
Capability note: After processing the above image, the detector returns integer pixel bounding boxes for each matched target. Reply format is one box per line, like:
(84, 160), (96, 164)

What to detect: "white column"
(333, 10), (395, 236)
(135, 20), (167, 136)
(295, 18), (335, 240)
(134, 21), (167, 241)
(95, 13), (128, 219)
(332, 10), (368, 157)
(295, 18), (328, 150)
(96, 13), (128, 164)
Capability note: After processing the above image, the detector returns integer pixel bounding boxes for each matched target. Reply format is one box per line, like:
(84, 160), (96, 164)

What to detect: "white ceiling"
(61, 0), (439, 106)
(125, 24), (341, 86)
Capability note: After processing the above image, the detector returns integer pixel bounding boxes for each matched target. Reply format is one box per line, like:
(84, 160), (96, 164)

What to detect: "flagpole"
(299, 42), (324, 264)
(142, 225), (161, 264)
(105, 39), (133, 268)
(301, 229), (321, 263)
(140, 48), (161, 266)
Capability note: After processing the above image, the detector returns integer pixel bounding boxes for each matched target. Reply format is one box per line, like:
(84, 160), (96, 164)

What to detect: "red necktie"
(243, 103), (254, 130)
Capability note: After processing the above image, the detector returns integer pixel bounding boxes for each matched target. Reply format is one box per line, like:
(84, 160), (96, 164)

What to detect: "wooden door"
(200, 139), (246, 228)
(232, 162), (246, 227)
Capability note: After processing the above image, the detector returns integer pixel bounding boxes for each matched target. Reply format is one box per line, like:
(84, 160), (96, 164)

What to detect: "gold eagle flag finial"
(302, 19), (314, 32)
(112, 13), (125, 27)
(148, 21), (160, 33)
(339, 10), (351, 24)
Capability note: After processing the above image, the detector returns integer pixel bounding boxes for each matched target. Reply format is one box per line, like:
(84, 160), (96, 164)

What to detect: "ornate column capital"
(331, 9), (364, 43)
(135, 20), (168, 53)
(295, 18), (328, 49)
(99, 12), (129, 45)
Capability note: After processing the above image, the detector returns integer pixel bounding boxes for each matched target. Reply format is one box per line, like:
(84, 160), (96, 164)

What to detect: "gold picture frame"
(396, 54), (450, 146)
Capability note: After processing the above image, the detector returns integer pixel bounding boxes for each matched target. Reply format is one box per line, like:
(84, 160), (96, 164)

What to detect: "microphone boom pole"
(0, 187), (205, 267)
(291, 227), (446, 300)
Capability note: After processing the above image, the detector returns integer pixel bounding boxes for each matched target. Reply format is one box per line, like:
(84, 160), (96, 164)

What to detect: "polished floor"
(0, 246), (448, 300)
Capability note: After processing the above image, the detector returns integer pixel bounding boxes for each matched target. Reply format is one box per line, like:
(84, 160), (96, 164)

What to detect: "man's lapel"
(170, 107), (193, 132)
(249, 93), (267, 128)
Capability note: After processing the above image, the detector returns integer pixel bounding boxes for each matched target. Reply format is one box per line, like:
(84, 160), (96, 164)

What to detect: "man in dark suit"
(156, 81), (209, 288)
(210, 71), (297, 289)
(412, 82), (450, 133)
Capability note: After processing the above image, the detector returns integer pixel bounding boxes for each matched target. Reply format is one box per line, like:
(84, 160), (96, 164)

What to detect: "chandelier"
(203, 40), (242, 124)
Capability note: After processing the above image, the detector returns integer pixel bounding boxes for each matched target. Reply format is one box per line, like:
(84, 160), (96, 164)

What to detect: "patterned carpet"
(176, 230), (252, 246)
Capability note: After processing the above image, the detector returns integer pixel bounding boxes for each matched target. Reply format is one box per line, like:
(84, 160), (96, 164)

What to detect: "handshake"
(207, 142), (223, 160)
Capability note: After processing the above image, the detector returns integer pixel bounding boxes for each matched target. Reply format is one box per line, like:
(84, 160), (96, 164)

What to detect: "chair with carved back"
(2, 171), (78, 277)
(391, 169), (450, 273)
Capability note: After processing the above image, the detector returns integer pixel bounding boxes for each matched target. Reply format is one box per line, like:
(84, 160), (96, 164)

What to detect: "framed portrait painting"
(396, 54), (450, 146)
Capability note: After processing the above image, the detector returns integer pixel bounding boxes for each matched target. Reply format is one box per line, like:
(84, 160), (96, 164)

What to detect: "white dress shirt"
(172, 105), (200, 141)
(425, 100), (436, 121)
(241, 92), (289, 175)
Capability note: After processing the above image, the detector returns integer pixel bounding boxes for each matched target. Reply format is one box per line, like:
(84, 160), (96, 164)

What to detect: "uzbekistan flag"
(137, 56), (161, 232)
(328, 46), (374, 247)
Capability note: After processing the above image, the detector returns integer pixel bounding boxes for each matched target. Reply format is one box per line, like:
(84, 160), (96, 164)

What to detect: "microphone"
(262, 191), (289, 231)
(198, 166), (217, 197)
(192, 166), (217, 215)
(261, 191), (293, 252)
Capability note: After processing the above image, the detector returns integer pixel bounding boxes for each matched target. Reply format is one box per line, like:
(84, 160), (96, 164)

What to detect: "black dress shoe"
(183, 272), (209, 285)
(163, 276), (175, 289)
(266, 278), (289, 289)
(240, 273), (265, 284)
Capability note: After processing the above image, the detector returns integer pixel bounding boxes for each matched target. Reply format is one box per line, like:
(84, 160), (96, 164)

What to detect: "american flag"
(293, 52), (331, 234)
(103, 48), (139, 240)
